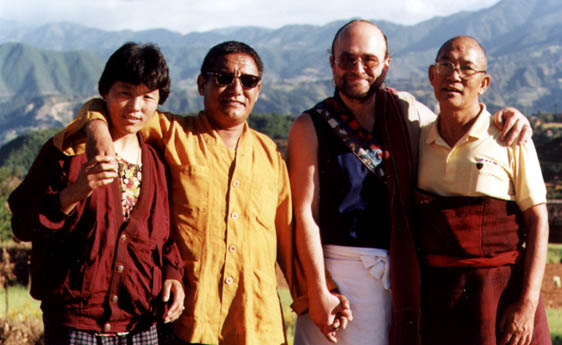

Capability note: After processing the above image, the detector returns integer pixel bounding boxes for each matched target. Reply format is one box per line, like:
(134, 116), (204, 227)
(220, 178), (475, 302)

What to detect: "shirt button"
(225, 276), (234, 285)
(104, 323), (111, 332)
(111, 295), (118, 303)
(228, 244), (237, 253)
(116, 265), (124, 273)
(232, 179), (240, 188)
(120, 234), (127, 241)
(231, 212), (238, 220)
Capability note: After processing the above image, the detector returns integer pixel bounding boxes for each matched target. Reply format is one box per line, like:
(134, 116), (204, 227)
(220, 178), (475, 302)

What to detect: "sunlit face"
(330, 22), (390, 103)
(103, 81), (159, 139)
(197, 53), (262, 130)
(429, 37), (490, 112)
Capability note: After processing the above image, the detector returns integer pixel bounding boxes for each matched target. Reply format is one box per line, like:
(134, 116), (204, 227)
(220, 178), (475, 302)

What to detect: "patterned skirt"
(43, 323), (159, 345)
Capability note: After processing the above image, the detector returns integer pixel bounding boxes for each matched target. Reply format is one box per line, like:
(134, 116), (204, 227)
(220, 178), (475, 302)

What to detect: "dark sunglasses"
(205, 72), (261, 89)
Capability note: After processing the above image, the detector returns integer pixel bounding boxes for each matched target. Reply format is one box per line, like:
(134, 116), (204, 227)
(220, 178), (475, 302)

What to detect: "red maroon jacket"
(9, 137), (183, 333)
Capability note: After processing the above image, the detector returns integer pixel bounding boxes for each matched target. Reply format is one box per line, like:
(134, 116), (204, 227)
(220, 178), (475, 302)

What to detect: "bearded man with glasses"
(288, 20), (534, 345)
(52, 41), (303, 345)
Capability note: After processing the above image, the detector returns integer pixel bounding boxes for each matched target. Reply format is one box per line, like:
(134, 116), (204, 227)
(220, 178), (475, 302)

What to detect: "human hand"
(325, 293), (353, 342)
(86, 119), (115, 160)
(498, 299), (536, 345)
(59, 155), (117, 214)
(309, 291), (353, 343)
(75, 155), (118, 195)
(493, 107), (532, 145)
(162, 279), (185, 323)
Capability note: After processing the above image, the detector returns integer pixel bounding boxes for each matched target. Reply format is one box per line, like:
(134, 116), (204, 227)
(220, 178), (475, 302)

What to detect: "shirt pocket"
(252, 180), (278, 231)
(472, 158), (512, 197)
(168, 163), (208, 273)
(168, 164), (210, 232)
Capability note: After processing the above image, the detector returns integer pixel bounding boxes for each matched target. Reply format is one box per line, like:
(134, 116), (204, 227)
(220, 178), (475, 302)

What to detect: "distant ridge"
(0, 0), (561, 145)
(0, 43), (102, 98)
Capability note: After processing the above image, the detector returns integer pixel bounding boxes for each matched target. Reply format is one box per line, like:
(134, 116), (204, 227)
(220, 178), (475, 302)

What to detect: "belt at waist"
(423, 250), (520, 268)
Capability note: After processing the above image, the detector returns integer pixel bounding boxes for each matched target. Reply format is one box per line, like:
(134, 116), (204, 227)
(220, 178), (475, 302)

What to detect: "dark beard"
(337, 68), (388, 103)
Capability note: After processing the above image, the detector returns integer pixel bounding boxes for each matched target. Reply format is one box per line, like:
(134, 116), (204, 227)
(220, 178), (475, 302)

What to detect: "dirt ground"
(542, 263), (562, 309)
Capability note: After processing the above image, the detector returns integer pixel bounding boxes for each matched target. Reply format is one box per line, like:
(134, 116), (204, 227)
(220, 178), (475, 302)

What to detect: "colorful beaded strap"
(312, 97), (384, 177)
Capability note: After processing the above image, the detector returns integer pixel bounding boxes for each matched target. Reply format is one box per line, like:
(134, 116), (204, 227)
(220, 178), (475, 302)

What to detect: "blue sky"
(1, 0), (501, 33)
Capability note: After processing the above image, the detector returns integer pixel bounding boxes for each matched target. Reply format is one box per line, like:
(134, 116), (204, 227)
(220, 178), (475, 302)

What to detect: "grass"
(548, 308), (562, 332)
(0, 285), (43, 345)
(549, 243), (562, 264)
(0, 285), (41, 321)
(279, 287), (296, 345)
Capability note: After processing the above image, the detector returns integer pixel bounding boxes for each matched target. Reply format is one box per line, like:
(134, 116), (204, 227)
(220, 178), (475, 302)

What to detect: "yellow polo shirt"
(54, 99), (297, 345)
(417, 105), (546, 211)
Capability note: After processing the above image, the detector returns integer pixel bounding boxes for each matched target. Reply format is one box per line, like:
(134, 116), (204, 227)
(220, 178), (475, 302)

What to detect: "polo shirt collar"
(426, 104), (490, 145)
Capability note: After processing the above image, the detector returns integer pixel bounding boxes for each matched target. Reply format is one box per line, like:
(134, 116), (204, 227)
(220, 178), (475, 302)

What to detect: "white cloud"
(0, 0), (501, 33)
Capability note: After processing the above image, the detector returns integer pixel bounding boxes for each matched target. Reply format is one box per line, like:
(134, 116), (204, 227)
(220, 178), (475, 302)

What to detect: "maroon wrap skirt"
(415, 190), (551, 345)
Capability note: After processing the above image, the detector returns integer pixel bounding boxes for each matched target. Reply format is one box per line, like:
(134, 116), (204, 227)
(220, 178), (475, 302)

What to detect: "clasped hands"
(309, 290), (353, 343)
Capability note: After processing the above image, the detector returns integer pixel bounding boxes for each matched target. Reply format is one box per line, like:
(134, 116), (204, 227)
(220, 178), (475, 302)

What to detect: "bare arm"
(85, 119), (115, 160)
(493, 107), (532, 145)
(288, 113), (352, 342)
(498, 203), (549, 345)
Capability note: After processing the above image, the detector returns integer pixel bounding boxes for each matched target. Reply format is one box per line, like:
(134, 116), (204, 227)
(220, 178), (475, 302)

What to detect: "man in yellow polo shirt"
(416, 35), (551, 345)
(54, 41), (312, 345)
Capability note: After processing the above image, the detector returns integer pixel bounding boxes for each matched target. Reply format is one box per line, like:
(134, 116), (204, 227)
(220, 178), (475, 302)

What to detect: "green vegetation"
(548, 309), (562, 344)
(279, 287), (296, 345)
(0, 128), (60, 241)
(549, 244), (562, 264)
(0, 285), (41, 320)
(0, 285), (43, 345)
(248, 113), (295, 139)
(0, 128), (60, 178)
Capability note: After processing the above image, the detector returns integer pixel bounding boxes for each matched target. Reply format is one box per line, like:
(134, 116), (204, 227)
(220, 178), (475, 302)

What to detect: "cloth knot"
(360, 255), (391, 291)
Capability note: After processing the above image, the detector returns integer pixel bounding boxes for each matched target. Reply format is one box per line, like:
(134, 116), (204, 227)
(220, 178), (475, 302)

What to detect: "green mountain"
(0, 43), (102, 98)
(0, 0), (561, 145)
(0, 128), (60, 178)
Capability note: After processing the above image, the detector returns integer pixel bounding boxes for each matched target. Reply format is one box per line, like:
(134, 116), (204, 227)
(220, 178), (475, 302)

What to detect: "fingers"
(323, 319), (339, 343)
(503, 119), (524, 146)
(309, 292), (353, 343)
(85, 156), (118, 186)
(162, 280), (186, 323)
(325, 330), (338, 343)
(495, 107), (532, 145)
(517, 125), (532, 145)
(334, 293), (353, 321)
(498, 111), (514, 140)
(499, 323), (533, 345)
(163, 303), (185, 323)
(338, 314), (349, 330)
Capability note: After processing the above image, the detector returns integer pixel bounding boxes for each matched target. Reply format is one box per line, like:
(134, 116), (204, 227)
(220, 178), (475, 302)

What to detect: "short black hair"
(331, 19), (389, 59)
(200, 41), (264, 77)
(98, 42), (171, 104)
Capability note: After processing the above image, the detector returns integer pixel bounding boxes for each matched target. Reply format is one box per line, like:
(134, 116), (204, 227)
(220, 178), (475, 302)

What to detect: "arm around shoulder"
(53, 98), (110, 156)
(492, 107), (532, 145)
